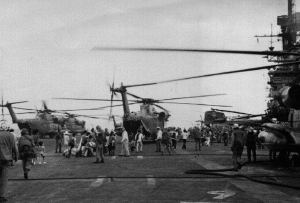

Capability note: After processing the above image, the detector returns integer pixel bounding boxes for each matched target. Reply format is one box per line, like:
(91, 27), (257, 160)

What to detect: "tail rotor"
(109, 67), (117, 120)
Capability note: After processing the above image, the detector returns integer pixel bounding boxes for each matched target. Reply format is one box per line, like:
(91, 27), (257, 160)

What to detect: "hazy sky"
(0, 0), (294, 130)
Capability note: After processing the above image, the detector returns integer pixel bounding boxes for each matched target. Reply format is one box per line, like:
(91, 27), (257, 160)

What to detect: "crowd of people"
(0, 123), (263, 202)
(189, 124), (261, 171)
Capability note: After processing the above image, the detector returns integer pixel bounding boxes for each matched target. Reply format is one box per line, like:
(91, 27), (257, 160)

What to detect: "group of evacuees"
(57, 127), (118, 163)
(191, 124), (259, 171)
(154, 127), (189, 155)
(0, 127), (47, 202)
(230, 123), (259, 171)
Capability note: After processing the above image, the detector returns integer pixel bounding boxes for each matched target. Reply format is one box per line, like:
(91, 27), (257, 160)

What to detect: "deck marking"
(90, 176), (106, 187)
(176, 148), (299, 202)
(137, 156), (143, 159)
(208, 182), (235, 199)
(146, 175), (155, 186)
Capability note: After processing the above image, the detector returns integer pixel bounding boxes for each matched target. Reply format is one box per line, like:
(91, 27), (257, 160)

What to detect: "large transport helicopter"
(109, 84), (231, 141)
(2, 101), (63, 138)
(54, 90), (230, 141)
(204, 108), (272, 127)
(92, 0), (300, 165)
(2, 100), (99, 138)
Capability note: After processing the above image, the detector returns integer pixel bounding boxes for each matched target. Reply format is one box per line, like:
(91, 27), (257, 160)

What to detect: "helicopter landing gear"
(291, 154), (300, 167)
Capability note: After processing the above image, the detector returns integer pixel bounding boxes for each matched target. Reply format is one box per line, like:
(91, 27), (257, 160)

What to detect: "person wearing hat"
(231, 123), (246, 171)
(155, 127), (162, 152)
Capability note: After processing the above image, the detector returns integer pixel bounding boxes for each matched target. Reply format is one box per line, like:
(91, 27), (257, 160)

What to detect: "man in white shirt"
(155, 127), (162, 152)
(135, 130), (144, 152)
(120, 127), (130, 157)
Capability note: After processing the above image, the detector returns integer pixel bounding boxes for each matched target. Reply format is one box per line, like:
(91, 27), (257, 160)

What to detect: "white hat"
(64, 131), (70, 135)
(157, 127), (160, 129)
(233, 123), (239, 128)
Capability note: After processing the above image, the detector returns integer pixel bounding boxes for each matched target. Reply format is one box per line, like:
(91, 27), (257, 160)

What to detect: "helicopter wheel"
(49, 133), (55, 139)
(291, 154), (300, 167)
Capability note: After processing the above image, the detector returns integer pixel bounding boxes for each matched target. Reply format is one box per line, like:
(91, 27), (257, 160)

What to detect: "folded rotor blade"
(120, 61), (300, 88)
(92, 47), (300, 56)
(160, 101), (232, 107)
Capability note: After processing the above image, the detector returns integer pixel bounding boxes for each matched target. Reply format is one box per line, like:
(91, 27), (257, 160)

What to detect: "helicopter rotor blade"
(211, 108), (252, 115)
(12, 107), (36, 111)
(7, 101), (28, 105)
(42, 100), (48, 111)
(119, 61), (300, 88)
(1, 90), (3, 119)
(126, 92), (144, 100)
(52, 97), (124, 102)
(159, 101), (232, 107)
(56, 102), (137, 112)
(233, 114), (267, 119)
(109, 67), (116, 120)
(153, 104), (169, 112)
(92, 47), (300, 56)
(157, 93), (227, 102)
(13, 111), (37, 115)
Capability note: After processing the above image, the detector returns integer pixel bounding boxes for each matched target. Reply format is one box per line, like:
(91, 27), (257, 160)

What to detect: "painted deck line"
(177, 150), (299, 202)
(137, 156), (143, 159)
(146, 175), (155, 186)
(181, 202), (214, 203)
(90, 176), (106, 187)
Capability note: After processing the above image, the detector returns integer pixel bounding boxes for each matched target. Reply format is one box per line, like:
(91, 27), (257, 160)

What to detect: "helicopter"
(2, 101), (62, 138)
(54, 87), (231, 141)
(2, 100), (100, 138)
(110, 83), (235, 140)
(203, 108), (272, 127)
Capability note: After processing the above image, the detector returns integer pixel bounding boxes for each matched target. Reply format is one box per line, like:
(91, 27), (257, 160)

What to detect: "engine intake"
(159, 112), (166, 119)
(280, 84), (300, 110)
(53, 117), (66, 123)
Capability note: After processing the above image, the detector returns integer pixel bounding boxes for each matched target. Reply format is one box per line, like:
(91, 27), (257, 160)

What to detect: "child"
(37, 141), (46, 164)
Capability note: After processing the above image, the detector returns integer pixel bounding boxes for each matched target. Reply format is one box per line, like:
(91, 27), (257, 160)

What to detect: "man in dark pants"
(55, 132), (63, 153)
(93, 126), (106, 163)
(246, 127), (257, 163)
(231, 124), (245, 171)
(155, 127), (162, 152)
(194, 127), (201, 151)
(0, 130), (18, 202)
(222, 130), (229, 146)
